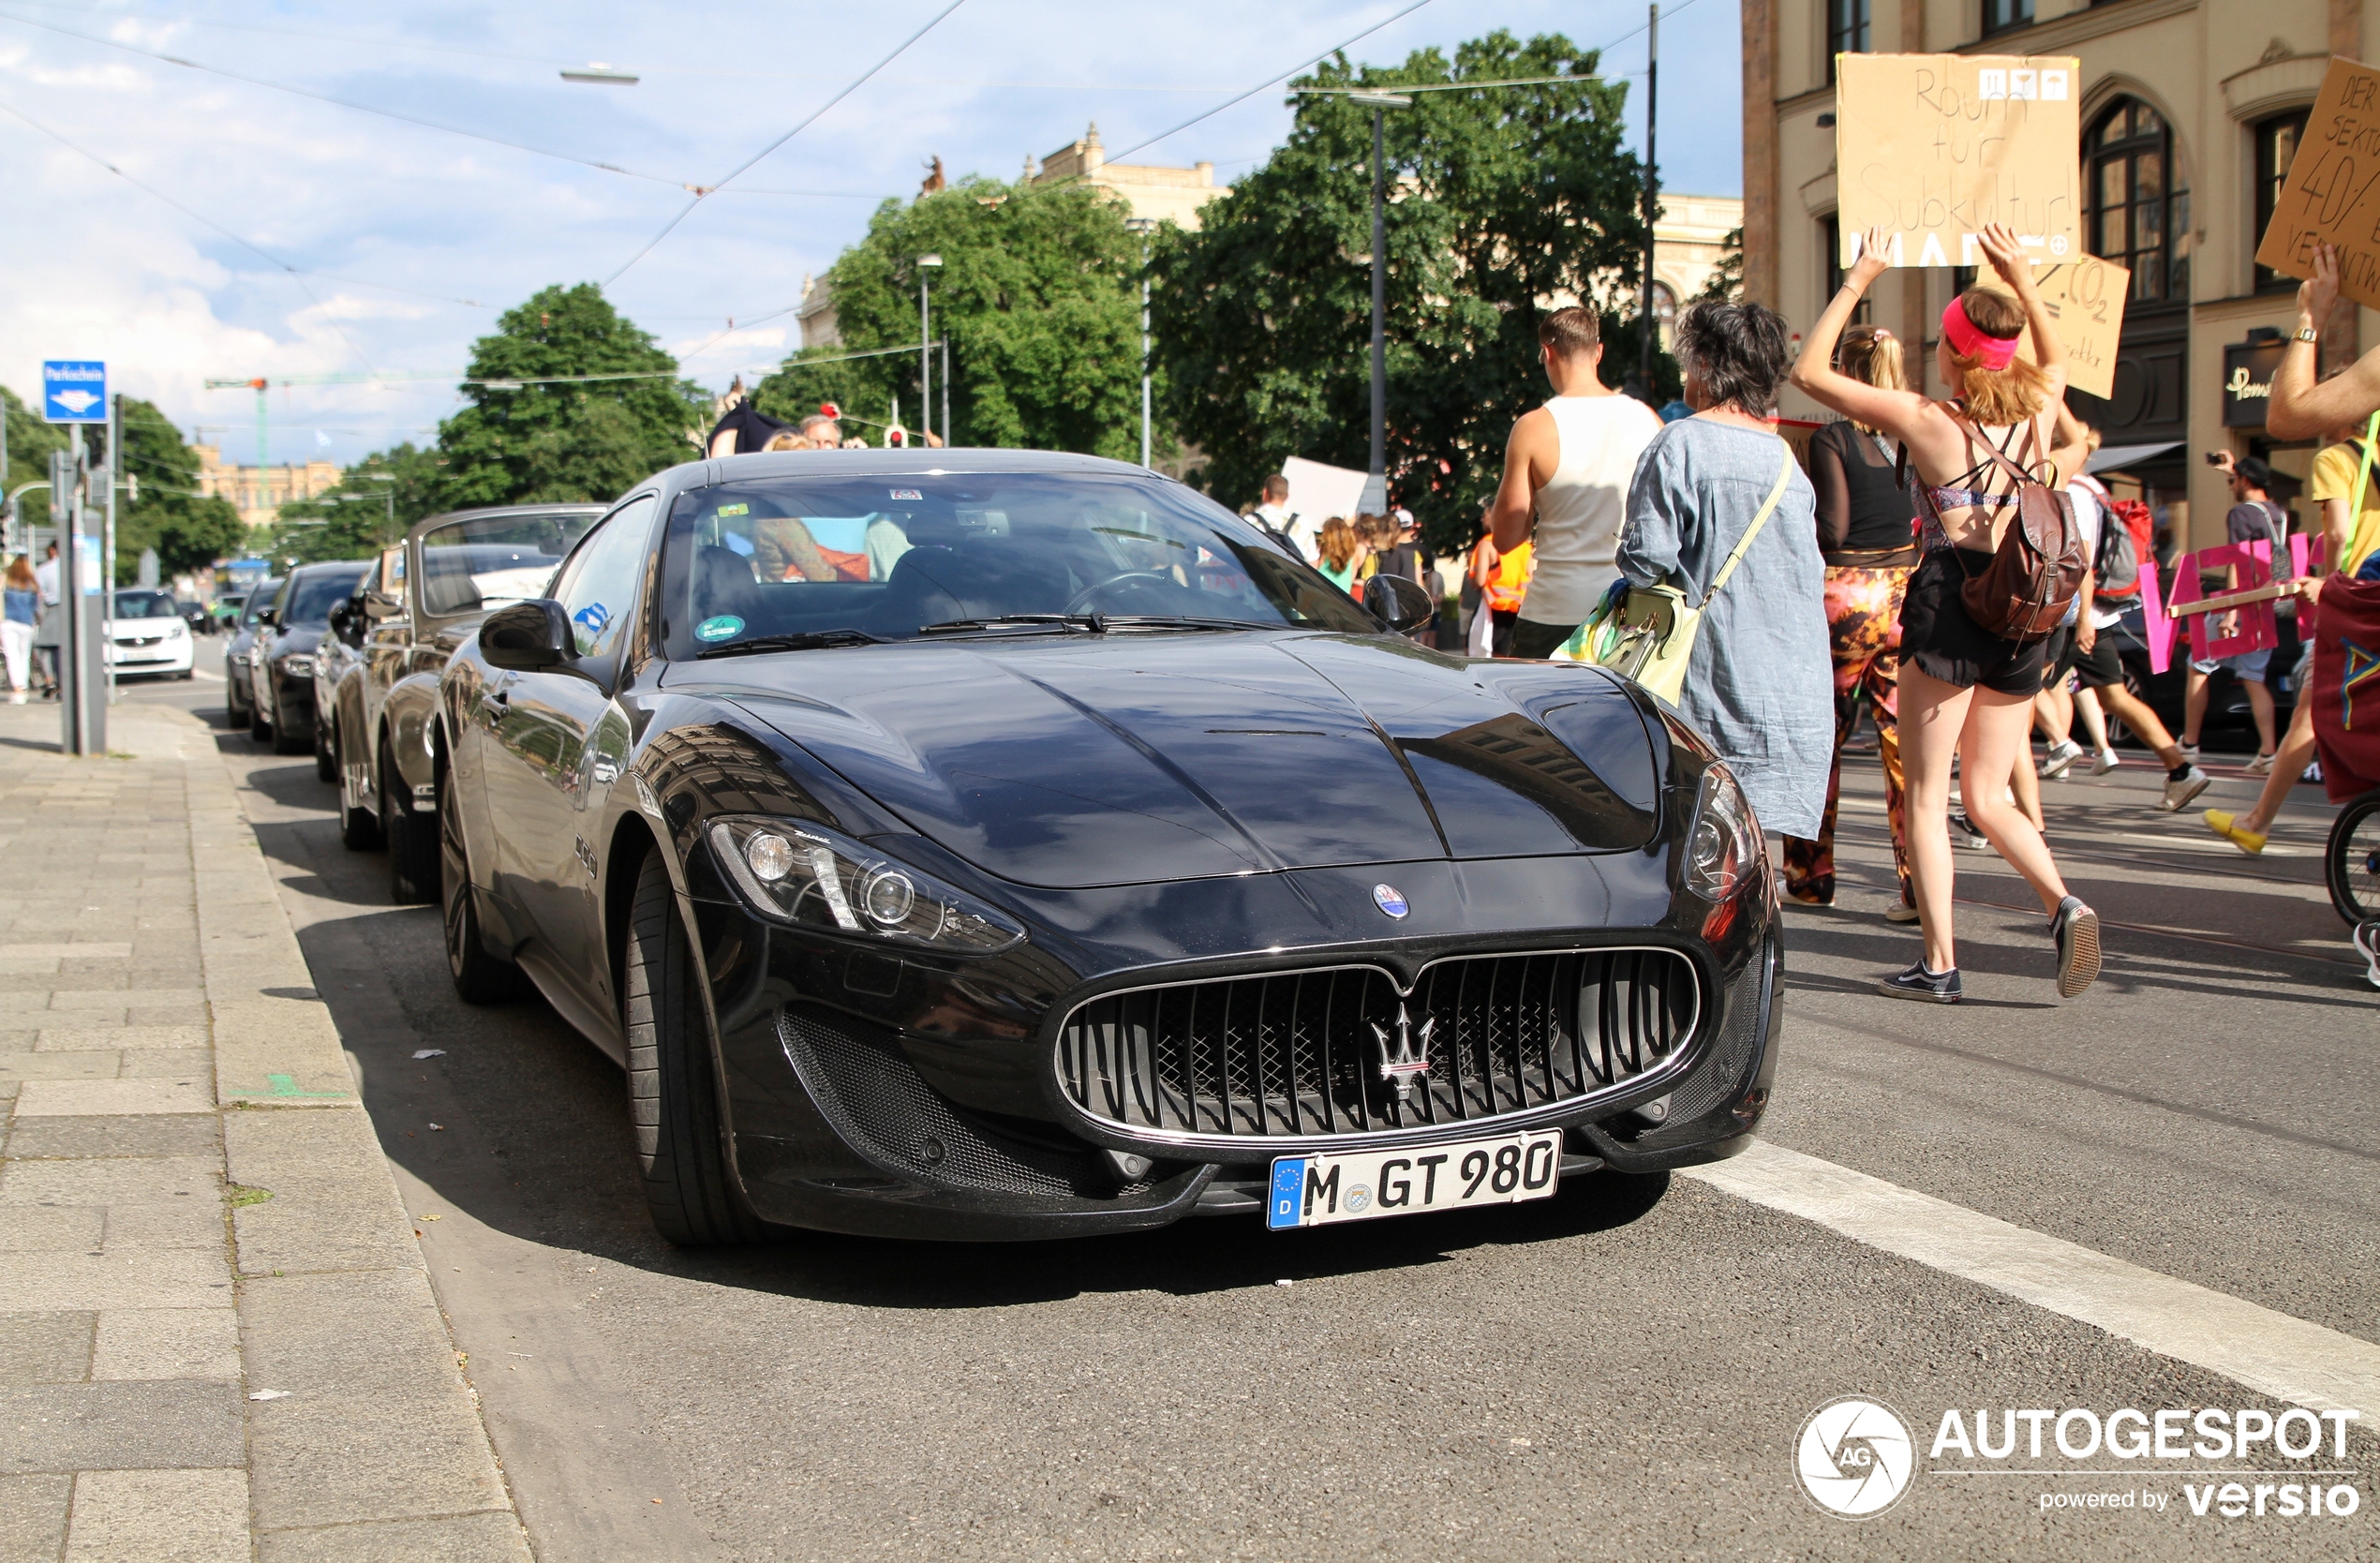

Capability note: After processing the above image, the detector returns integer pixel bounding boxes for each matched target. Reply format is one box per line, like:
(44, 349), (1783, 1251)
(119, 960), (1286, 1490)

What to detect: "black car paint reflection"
(437, 450), (1782, 1243)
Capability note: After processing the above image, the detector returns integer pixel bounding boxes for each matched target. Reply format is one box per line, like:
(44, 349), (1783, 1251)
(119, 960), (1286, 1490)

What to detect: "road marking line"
(1680, 1140), (2380, 1413)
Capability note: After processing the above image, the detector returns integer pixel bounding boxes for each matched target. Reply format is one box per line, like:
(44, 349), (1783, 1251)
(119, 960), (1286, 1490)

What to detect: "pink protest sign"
(2164, 542), (2281, 662)
(2139, 556), (2170, 674)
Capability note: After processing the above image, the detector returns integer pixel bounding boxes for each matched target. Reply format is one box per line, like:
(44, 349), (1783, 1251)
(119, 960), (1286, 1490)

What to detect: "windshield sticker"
(696, 615), (744, 643)
(890, 488), (923, 500)
(717, 502), (750, 518)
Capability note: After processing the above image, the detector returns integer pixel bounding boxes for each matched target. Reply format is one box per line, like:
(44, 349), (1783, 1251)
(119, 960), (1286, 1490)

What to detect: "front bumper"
(694, 853), (1781, 1242)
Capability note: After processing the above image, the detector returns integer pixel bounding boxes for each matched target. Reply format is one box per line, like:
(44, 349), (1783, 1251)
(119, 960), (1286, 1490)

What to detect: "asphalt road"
(126, 667), (2380, 1560)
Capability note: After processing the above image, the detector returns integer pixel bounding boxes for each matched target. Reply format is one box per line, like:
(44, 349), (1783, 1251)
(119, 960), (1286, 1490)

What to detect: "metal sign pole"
(105, 394), (119, 705)
(58, 447), (84, 753)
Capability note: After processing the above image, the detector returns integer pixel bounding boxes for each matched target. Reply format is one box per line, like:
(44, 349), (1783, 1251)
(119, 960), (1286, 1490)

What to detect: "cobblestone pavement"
(0, 700), (527, 1562)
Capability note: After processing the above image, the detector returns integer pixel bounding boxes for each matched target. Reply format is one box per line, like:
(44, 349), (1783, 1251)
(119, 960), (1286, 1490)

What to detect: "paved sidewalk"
(1, 704), (528, 1561)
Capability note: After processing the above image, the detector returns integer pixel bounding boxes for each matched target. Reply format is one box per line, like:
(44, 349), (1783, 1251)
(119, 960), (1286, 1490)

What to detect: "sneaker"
(2158, 767), (2211, 811)
(2040, 739), (2084, 779)
(2356, 921), (2380, 990)
(1879, 960), (1961, 1003)
(2051, 896), (2102, 998)
(2246, 752), (2276, 775)
(2090, 750), (2121, 776)
(2178, 743), (2201, 763)
(1947, 808), (1990, 849)
(2304, 759), (2325, 785)
(1785, 888), (1831, 907)
(1884, 901), (1922, 924)
(2203, 809), (2267, 856)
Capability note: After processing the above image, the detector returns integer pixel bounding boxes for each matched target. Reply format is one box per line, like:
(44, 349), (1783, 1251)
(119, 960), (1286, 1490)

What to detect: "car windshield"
(419, 512), (597, 617)
(241, 583), (279, 628)
(660, 471), (1377, 659)
(282, 566), (369, 626)
(111, 590), (177, 618)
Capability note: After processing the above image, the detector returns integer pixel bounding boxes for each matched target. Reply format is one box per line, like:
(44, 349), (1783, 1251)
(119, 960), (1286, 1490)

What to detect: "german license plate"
(1267, 1129), (1562, 1229)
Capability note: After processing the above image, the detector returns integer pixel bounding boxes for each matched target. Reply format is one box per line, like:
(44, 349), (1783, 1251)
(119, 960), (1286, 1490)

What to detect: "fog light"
(746, 831), (796, 882)
(859, 866), (915, 928)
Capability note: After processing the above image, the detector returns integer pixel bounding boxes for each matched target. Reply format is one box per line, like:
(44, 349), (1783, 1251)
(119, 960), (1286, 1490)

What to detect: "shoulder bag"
(1564, 439), (1795, 705)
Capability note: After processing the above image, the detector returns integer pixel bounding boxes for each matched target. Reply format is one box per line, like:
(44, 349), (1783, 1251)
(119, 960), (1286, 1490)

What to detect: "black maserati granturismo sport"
(434, 450), (1782, 1244)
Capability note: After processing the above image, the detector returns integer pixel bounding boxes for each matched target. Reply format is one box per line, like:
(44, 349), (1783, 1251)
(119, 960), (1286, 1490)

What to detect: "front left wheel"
(623, 849), (760, 1246)
(439, 766), (522, 1004)
(2326, 789), (2380, 925)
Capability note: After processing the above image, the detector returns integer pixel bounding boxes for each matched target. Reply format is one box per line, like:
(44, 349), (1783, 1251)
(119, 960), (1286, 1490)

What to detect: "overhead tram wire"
(0, 97), (494, 316)
(602, 0), (973, 287)
(0, 9), (691, 188)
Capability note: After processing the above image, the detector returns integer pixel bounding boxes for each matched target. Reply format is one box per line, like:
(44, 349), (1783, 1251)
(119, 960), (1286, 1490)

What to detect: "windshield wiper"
(916, 615), (1106, 636)
(695, 628), (883, 659)
(1094, 615), (1279, 633)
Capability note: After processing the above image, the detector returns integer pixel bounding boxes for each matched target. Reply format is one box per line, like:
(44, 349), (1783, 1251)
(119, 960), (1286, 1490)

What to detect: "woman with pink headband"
(1788, 222), (2099, 1005)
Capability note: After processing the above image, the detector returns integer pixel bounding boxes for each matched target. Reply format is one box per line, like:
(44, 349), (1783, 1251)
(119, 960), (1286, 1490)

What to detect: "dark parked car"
(436, 451), (1781, 1246)
(222, 580), (280, 729)
(2104, 600), (2303, 753)
(321, 506), (602, 899)
(247, 561), (369, 754)
(176, 598), (210, 636)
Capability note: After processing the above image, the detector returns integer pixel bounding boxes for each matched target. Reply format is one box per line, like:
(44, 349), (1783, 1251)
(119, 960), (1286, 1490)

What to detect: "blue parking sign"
(42, 361), (106, 424)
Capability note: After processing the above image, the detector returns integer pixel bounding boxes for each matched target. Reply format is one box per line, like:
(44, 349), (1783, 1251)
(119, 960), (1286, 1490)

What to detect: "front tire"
(313, 710), (336, 780)
(382, 745), (439, 905)
(439, 766), (522, 1004)
(623, 850), (760, 1246)
(249, 690), (272, 744)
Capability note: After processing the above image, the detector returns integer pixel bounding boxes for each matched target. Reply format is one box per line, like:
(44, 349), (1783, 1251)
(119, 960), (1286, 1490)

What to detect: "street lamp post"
(1348, 91), (1410, 515)
(917, 254), (943, 445)
(1640, 4), (1660, 390)
(1124, 217), (1155, 469)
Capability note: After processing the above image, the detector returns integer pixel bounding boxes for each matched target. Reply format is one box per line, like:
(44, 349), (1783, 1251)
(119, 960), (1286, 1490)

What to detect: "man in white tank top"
(1488, 306), (1667, 659)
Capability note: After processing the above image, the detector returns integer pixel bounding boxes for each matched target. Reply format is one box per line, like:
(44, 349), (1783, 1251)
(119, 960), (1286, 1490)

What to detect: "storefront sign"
(1834, 53), (2084, 271)
(2254, 54), (2380, 306)
(2222, 338), (2286, 428)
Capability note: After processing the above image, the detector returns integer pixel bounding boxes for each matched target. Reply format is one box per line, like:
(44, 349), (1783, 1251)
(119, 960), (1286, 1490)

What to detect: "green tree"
(435, 284), (706, 508)
(266, 441), (449, 566)
(753, 179), (1150, 458)
(1700, 227), (1746, 302)
(111, 399), (247, 583)
(3, 385), (71, 538)
(1152, 31), (1657, 546)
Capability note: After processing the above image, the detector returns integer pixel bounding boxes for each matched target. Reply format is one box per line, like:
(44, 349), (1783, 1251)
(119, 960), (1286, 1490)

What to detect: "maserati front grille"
(1055, 949), (1700, 1142)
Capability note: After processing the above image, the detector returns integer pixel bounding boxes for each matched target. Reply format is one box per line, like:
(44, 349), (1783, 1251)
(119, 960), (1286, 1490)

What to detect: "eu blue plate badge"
(695, 615), (744, 642)
(1267, 1157), (1310, 1229)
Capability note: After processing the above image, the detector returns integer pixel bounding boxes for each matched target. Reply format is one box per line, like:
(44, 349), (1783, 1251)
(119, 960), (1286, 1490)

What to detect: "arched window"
(2085, 97), (2189, 303)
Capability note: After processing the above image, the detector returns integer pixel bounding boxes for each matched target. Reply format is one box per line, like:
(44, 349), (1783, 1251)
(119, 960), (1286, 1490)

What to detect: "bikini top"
(1911, 410), (2052, 551)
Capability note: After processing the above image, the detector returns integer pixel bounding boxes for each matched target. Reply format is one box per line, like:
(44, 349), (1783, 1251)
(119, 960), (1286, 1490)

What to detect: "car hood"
(683, 633), (1662, 890)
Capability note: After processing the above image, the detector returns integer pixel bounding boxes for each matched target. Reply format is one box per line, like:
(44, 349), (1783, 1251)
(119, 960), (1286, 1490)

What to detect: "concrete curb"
(188, 713), (531, 1558)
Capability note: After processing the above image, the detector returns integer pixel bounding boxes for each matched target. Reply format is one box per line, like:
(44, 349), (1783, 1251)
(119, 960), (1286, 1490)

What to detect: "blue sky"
(0, 0), (1741, 469)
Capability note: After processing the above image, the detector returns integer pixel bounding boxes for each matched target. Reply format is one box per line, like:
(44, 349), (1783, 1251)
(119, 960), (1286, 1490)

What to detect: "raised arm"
(1975, 223), (2067, 407)
(1788, 225), (1935, 439)
(2269, 245), (2380, 440)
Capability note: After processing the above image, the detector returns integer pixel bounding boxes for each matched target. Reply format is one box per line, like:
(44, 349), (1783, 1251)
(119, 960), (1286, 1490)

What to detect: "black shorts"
(1898, 547), (2047, 697)
(2045, 623), (2125, 690)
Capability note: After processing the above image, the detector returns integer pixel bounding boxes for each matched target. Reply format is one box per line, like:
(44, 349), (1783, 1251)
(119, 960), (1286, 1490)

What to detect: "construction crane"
(202, 373), (439, 517)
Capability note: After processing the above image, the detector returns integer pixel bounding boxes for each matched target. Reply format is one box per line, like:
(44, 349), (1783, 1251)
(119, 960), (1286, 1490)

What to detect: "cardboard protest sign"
(1974, 253), (2131, 399)
(2254, 55), (2380, 306)
(1835, 53), (2084, 272)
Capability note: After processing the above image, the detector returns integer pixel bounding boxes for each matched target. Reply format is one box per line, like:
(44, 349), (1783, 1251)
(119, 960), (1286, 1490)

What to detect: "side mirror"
(254, 606), (276, 628)
(361, 590), (403, 622)
(482, 599), (571, 671)
(1362, 573), (1436, 634)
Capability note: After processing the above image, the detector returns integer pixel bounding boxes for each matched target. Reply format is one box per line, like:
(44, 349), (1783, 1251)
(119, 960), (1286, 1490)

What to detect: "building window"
(1983, 0), (2032, 35)
(1825, 0), (1869, 83)
(2084, 97), (2190, 304)
(2254, 108), (2310, 292)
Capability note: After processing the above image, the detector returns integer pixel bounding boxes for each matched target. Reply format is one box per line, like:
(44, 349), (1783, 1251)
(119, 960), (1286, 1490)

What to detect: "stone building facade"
(1743, 0), (2372, 549)
(193, 446), (340, 531)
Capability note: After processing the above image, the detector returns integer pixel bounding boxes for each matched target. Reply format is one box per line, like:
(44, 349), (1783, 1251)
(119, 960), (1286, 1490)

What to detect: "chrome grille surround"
(1053, 947), (1703, 1153)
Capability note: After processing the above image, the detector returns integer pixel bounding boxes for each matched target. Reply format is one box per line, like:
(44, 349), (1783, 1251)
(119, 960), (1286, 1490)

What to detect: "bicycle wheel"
(2324, 789), (2380, 925)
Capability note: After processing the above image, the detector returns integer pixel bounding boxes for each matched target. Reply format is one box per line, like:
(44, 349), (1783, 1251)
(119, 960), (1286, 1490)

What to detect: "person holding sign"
(1789, 222), (2101, 1005)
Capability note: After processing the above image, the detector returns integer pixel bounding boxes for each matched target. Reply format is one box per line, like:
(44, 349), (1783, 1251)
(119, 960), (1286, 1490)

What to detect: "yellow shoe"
(2203, 809), (2267, 856)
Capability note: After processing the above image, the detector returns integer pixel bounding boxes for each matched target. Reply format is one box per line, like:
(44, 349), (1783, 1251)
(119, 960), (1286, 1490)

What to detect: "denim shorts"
(2188, 647), (2271, 681)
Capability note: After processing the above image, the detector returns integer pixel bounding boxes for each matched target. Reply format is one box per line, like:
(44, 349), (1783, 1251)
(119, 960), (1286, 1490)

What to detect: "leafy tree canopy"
(264, 441), (446, 567)
(753, 179), (1152, 461)
(3, 385), (71, 538)
(1152, 30), (1663, 547)
(434, 283), (707, 509)
(112, 398), (245, 582)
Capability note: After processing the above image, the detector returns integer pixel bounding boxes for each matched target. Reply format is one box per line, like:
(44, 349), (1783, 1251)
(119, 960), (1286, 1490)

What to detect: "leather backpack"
(1915, 410), (2086, 643)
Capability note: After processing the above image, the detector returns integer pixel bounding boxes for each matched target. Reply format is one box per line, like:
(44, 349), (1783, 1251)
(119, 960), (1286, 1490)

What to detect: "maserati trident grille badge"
(1370, 1005), (1435, 1102)
(1373, 883), (1409, 918)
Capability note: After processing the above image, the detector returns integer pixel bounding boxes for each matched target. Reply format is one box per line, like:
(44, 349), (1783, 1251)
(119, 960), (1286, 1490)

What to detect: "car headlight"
(1683, 763), (1762, 901)
(707, 815), (1024, 956)
(165, 621), (186, 638)
(278, 653), (314, 676)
